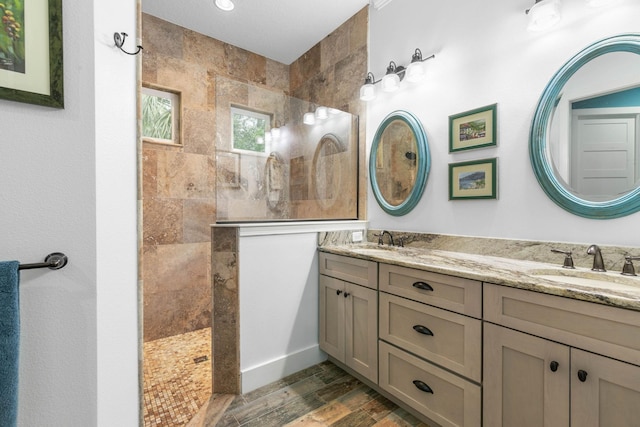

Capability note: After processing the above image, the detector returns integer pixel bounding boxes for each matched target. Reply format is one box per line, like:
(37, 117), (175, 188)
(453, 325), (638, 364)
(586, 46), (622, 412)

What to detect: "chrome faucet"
(376, 230), (395, 246)
(587, 244), (606, 272)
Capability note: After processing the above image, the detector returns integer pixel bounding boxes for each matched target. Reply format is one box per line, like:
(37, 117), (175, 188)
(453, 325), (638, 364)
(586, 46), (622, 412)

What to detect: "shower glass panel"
(215, 77), (359, 222)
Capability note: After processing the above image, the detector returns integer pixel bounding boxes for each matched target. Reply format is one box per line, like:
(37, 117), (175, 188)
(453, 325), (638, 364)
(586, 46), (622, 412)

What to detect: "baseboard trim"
(241, 345), (327, 393)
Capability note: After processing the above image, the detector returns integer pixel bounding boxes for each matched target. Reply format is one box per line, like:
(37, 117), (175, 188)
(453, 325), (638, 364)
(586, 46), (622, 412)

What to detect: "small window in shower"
(231, 106), (271, 155)
(142, 86), (181, 146)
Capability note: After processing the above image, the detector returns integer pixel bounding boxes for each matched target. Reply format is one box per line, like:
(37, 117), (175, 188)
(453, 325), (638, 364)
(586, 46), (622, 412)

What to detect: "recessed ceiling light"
(215, 0), (235, 12)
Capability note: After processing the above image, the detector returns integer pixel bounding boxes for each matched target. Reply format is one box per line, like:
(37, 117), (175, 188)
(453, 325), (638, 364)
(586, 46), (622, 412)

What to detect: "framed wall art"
(449, 158), (497, 200)
(0, 0), (63, 108)
(449, 104), (496, 152)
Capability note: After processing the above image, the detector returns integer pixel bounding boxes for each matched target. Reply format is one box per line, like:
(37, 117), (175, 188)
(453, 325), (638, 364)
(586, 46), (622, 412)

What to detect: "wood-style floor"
(189, 361), (433, 427)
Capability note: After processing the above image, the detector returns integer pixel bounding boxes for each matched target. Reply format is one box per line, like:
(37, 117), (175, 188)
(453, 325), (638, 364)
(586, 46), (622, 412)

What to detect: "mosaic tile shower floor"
(143, 328), (212, 426)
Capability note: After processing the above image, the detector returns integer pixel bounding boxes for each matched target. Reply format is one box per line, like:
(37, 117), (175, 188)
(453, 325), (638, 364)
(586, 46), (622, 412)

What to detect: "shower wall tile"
(183, 199), (216, 244)
(183, 108), (216, 156)
(143, 197), (184, 246)
(290, 43), (321, 93)
(143, 243), (211, 294)
(142, 14), (184, 60)
(334, 45), (367, 110)
(350, 8), (368, 53)
(157, 58), (209, 108)
(142, 148), (158, 197)
(156, 151), (215, 199)
(183, 29), (226, 72)
(246, 52), (267, 86)
(224, 44), (249, 81)
(142, 51), (157, 84)
(321, 25), (350, 72)
(266, 59), (290, 93)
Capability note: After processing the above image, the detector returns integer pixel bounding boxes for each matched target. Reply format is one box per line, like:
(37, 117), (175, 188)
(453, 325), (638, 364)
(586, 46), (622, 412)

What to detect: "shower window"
(142, 86), (181, 146)
(231, 107), (270, 155)
(216, 77), (359, 222)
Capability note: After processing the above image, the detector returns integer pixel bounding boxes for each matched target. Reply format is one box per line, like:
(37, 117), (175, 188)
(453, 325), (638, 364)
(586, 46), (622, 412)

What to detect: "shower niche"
(215, 77), (359, 222)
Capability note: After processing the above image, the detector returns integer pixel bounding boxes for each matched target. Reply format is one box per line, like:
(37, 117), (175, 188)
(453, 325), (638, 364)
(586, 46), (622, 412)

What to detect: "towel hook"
(114, 32), (143, 56)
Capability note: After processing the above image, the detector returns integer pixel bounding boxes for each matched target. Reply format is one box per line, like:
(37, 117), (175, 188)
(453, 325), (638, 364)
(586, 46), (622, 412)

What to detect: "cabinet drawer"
(379, 293), (481, 382)
(379, 263), (482, 317)
(379, 341), (481, 427)
(484, 283), (640, 365)
(319, 253), (377, 289)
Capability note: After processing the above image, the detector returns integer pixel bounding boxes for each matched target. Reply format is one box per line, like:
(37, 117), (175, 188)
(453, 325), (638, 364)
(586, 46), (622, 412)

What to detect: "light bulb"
(406, 61), (426, 83)
(270, 127), (281, 139)
(315, 106), (328, 120)
(303, 112), (315, 125)
(381, 73), (400, 92)
(215, 0), (235, 11)
(360, 83), (376, 101)
(527, 0), (561, 32)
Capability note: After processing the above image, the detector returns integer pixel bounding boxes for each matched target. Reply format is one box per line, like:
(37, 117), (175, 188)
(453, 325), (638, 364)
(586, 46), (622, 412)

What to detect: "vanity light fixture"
(215, 0), (235, 11)
(526, 0), (562, 32)
(360, 49), (435, 102)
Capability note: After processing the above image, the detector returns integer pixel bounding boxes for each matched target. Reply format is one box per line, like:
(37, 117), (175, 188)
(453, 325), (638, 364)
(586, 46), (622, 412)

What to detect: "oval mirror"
(370, 110), (430, 215)
(530, 34), (640, 219)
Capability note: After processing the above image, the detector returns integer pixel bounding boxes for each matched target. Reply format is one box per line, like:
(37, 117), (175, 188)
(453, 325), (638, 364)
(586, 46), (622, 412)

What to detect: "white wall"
(0, 0), (139, 425)
(236, 221), (366, 393)
(367, 0), (640, 247)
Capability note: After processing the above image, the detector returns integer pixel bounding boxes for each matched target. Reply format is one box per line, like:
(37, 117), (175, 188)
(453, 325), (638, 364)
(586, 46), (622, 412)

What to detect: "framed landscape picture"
(0, 0), (63, 108)
(449, 104), (496, 152)
(449, 158), (497, 200)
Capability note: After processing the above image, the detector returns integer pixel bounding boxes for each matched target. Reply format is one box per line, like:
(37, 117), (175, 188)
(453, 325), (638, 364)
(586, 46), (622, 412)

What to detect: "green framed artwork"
(449, 104), (497, 152)
(449, 158), (497, 200)
(0, 0), (63, 108)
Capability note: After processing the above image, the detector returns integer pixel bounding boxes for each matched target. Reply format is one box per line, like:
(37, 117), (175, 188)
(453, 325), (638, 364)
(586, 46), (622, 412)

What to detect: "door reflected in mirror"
(548, 51), (640, 202)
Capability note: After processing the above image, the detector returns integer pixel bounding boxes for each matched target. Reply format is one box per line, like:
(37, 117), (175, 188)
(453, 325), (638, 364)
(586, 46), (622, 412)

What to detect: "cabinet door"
(484, 323), (570, 427)
(319, 275), (345, 361)
(571, 348), (640, 427)
(345, 282), (378, 383)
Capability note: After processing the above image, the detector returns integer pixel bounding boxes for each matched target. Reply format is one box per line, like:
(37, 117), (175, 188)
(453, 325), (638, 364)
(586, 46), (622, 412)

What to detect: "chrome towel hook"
(114, 32), (143, 56)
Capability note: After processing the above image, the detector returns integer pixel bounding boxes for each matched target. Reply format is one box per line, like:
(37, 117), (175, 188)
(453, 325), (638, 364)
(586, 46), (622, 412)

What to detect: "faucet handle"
(551, 249), (575, 269)
(622, 256), (640, 276)
(397, 236), (405, 248)
(373, 233), (383, 246)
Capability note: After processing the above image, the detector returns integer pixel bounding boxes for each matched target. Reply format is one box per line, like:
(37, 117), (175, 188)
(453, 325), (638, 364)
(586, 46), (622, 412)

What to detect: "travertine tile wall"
(141, 13), (289, 341)
(142, 8), (368, 342)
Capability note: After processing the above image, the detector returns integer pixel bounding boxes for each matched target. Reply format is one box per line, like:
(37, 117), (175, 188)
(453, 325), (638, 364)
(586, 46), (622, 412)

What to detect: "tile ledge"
(212, 220), (368, 237)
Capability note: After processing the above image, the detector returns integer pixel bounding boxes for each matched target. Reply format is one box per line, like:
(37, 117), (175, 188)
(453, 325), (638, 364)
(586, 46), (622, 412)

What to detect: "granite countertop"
(319, 242), (640, 312)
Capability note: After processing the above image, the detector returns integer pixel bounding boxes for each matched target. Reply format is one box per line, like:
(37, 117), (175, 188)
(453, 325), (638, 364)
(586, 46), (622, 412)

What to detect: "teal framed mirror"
(530, 34), (640, 219)
(370, 110), (430, 215)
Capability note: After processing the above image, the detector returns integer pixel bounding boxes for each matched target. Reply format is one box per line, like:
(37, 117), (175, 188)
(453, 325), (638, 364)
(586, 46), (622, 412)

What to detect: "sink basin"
(529, 268), (640, 290)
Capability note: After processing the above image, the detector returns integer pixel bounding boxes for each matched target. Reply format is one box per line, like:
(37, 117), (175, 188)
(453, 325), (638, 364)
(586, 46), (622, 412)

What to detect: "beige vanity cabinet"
(318, 253), (378, 383)
(379, 263), (482, 427)
(484, 283), (640, 427)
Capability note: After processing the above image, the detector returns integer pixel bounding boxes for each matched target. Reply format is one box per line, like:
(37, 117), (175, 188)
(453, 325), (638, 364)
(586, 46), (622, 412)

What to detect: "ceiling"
(141, 0), (371, 65)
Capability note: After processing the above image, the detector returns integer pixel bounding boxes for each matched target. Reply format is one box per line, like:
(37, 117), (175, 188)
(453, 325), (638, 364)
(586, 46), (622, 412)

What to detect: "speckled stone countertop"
(319, 242), (640, 312)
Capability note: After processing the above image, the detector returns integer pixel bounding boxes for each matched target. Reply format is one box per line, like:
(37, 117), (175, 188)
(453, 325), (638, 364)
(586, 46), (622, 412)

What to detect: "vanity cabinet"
(484, 283), (640, 427)
(319, 253), (378, 383)
(378, 263), (482, 427)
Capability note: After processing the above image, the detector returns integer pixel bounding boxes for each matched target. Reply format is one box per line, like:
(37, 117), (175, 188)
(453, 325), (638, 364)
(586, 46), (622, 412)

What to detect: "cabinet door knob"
(550, 361), (559, 372)
(577, 370), (588, 382)
(412, 380), (434, 394)
(344, 292), (350, 298)
(413, 325), (434, 336)
(336, 290), (342, 295)
(412, 281), (434, 291)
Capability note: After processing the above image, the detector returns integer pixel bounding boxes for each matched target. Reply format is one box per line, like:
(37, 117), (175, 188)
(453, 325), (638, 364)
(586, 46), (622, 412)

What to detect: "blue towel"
(0, 261), (20, 427)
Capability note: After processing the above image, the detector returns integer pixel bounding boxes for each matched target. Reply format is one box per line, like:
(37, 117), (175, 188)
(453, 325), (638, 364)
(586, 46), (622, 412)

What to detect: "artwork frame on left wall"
(0, 0), (64, 108)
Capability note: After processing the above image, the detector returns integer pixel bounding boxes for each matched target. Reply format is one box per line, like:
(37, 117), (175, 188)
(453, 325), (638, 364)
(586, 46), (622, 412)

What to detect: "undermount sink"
(528, 268), (640, 290)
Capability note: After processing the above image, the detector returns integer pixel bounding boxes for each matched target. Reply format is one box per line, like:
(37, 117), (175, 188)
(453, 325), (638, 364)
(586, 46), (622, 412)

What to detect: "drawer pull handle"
(413, 325), (434, 336)
(336, 290), (342, 296)
(577, 370), (588, 382)
(412, 380), (434, 394)
(550, 361), (559, 372)
(412, 281), (434, 291)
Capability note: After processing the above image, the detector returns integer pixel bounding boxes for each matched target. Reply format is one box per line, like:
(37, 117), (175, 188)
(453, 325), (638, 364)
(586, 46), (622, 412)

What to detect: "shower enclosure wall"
(215, 77), (359, 222)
